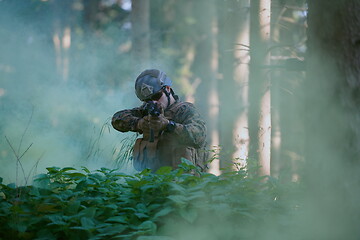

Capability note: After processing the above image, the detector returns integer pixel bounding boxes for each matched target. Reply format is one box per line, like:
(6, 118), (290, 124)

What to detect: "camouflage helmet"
(135, 69), (172, 101)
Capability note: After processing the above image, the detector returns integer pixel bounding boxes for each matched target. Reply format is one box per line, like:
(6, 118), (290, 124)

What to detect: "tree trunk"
(232, 1), (250, 170)
(217, 0), (250, 171)
(249, 0), (271, 176)
(83, 0), (100, 30)
(270, 0), (307, 180)
(269, 0), (282, 178)
(191, 0), (219, 173)
(52, 0), (74, 82)
(303, 1), (360, 238)
(131, 0), (150, 70)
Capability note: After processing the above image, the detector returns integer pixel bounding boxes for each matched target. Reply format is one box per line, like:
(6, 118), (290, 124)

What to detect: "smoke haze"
(0, 2), (137, 185)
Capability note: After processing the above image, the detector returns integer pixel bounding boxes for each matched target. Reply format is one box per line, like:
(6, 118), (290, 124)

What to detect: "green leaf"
(177, 159), (199, 172)
(105, 216), (127, 224)
(66, 200), (81, 215)
(69, 226), (90, 231)
(122, 207), (137, 214)
(155, 166), (173, 175)
(46, 167), (60, 173)
(81, 166), (91, 173)
(37, 203), (58, 213)
(179, 208), (198, 223)
(7, 183), (16, 189)
(180, 158), (195, 166)
(81, 217), (95, 229)
(60, 167), (77, 172)
(97, 224), (127, 236)
(80, 207), (97, 218)
(167, 182), (186, 194)
(64, 172), (86, 179)
(88, 172), (104, 180)
(135, 212), (149, 219)
(47, 215), (67, 226)
(33, 174), (51, 188)
(187, 191), (206, 201)
(36, 229), (57, 240)
(75, 180), (89, 190)
(105, 204), (118, 210)
(140, 183), (157, 192)
(137, 236), (175, 240)
(138, 220), (157, 234)
(12, 221), (28, 232)
(153, 207), (173, 219)
(138, 169), (152, 176)
(29, 186), (40, 197)
(99, 167), (111, 173)
(111, 172), (132, 178)
(167, 195), (187, 206)
(0, 191), (5, 200)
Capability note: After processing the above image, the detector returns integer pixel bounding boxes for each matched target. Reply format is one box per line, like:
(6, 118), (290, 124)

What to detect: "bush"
(0, 160), (300, 240)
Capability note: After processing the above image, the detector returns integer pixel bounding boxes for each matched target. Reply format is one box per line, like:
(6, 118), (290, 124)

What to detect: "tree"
(217, 0), (250, 171)
(51, 0), (75, 82)
(149, 0), (199, 98)
(249, 0), (271, 176)
(131, 0), (150, 69)
(83, 0), (100, 30)
(270, 0), (307, 180)
(191, 0), (219, 173)
(303, 1), (360, 238)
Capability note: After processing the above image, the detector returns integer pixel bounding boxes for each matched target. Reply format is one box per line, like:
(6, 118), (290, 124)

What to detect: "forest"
(1, 0), (360, 239)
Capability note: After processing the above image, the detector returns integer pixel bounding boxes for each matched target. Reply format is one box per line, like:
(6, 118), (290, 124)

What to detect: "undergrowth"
(0, 160), (301, 240)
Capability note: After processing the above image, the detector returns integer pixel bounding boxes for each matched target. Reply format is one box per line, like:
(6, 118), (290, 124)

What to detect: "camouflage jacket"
(111, 100), (207, 171)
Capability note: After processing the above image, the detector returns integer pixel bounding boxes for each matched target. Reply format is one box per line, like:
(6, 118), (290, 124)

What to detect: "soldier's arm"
(111, 107), (144, 133)
(173, 103), (206, 148)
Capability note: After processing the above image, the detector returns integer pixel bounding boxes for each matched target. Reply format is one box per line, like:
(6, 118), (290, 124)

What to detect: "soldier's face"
(154, 91), (167, 109)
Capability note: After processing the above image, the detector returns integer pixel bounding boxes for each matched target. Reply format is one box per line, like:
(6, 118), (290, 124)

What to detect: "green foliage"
(0, 161), (300, 240)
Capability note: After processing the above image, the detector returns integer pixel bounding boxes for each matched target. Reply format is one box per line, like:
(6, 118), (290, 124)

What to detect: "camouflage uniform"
(112, 99), (207, 171)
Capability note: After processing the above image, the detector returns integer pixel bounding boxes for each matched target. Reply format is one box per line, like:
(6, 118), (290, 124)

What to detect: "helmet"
(135, 69), (172, 101)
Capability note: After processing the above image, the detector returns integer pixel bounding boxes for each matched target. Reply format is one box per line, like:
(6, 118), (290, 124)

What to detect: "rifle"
(143, 101), (161, 142)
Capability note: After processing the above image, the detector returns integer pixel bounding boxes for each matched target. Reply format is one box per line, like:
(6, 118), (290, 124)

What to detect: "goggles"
(145, 90), (163, 102)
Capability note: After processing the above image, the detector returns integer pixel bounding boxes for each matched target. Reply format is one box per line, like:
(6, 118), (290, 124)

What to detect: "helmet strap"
(163, 87), (171, 108)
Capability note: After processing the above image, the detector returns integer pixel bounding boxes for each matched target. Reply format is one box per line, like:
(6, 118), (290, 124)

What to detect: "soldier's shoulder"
(171, 101), (196, 111)
(170, 101), (199, 119)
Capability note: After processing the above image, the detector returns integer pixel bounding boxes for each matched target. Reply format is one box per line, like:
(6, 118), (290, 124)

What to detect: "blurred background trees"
(0, 0), (307, 180)
(3, 1), (360, 237)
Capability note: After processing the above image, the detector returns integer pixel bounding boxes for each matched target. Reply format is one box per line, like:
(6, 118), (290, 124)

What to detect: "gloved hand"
(137, 116), (151, 133)
(149, 114), (169, 132)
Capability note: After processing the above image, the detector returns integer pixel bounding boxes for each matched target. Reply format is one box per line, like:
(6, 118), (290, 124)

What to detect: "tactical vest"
(132, 101), (207, 171)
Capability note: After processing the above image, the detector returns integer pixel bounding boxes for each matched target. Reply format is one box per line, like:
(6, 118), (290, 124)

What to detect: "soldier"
(111, 69), (207, 171)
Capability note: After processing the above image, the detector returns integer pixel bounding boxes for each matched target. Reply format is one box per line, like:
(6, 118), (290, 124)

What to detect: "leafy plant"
(0, 160), (300, 240)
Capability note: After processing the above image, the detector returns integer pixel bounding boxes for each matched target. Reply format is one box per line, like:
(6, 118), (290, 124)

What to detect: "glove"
(148, 114), (169, 132)
(137, 116), (151, 133)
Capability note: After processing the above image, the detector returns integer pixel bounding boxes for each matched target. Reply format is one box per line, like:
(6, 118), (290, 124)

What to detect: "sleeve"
(173, 103), (207, 149)
(111, 107), (144, 133)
